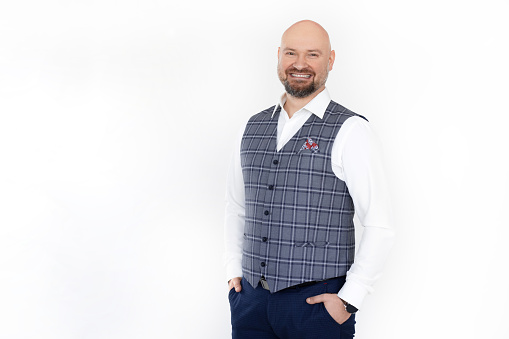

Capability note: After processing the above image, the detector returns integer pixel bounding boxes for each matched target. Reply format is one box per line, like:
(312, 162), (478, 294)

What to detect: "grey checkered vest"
(240, 100), (366, 293)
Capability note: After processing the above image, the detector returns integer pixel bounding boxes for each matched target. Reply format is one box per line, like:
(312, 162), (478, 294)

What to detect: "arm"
(224, 125), (246, 289)
(334, 116), (395, 309)
(307, 116), (395, 323)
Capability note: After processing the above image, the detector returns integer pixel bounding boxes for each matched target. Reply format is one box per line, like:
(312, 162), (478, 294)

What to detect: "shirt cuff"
(337, 278), (371, 310)
(225, 261), (243, 282)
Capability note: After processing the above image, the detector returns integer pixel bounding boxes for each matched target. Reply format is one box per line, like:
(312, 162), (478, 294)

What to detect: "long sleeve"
(223, 125), (246, 281)
(333, 116), (395, 309)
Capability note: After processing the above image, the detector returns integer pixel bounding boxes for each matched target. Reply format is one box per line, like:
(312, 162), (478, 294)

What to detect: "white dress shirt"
(224, 88), (395, 309)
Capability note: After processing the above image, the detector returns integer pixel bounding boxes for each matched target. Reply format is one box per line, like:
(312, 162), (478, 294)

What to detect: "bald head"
(281, 20), (332, 54)
(277, 20), (335, 99)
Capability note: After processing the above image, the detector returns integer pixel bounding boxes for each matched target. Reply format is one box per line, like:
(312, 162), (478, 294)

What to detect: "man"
(224, 20), (394, 338)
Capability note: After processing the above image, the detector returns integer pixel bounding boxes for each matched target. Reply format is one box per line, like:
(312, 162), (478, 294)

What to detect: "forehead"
(281, 29), (330, 52)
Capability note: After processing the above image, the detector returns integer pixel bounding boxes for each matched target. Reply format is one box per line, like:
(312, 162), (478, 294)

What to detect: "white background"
(1, 0), (508, 338)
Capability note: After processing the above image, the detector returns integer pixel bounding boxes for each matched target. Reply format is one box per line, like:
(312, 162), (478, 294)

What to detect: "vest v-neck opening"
(274, 113), (317, 154)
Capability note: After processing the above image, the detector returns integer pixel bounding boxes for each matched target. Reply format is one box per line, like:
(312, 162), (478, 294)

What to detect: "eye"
(309, 53), (319, 57)
(286, 51), (295, 56)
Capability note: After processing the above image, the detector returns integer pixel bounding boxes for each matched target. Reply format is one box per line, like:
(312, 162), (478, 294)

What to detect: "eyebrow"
(283, 48), (323, 53)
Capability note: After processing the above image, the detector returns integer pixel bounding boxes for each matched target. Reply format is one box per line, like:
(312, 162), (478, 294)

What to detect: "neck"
(283, 86), (325, 118)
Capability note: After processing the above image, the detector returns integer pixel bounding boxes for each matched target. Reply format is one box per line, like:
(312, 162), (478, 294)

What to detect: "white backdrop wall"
(1, 1), (508, 338)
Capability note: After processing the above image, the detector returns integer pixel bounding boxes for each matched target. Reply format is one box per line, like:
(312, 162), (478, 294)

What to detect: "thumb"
(306, 294), (326, 304)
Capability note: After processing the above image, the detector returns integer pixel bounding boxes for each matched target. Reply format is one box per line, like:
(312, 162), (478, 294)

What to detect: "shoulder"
(240, 105), (278, 139)
(246, 105), (278, 124)
(327, 101), (376, 149)
(336, 114), (380, 157)
(325, 100), (369, 123)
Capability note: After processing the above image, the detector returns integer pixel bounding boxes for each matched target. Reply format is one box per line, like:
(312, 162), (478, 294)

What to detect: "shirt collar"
(271, 87), (331, 119)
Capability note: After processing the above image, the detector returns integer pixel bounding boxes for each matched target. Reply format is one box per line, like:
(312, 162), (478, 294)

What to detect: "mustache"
(285, 67), (315, 76)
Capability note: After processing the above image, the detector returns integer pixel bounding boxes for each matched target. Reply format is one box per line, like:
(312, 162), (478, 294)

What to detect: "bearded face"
(277, 60), (329, 98)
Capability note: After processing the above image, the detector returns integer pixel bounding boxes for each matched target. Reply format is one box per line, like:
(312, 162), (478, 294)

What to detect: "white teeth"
(291, 74), (311, 78)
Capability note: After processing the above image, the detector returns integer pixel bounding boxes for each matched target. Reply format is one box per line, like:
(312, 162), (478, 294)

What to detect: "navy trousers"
(228, 276), (355, 339)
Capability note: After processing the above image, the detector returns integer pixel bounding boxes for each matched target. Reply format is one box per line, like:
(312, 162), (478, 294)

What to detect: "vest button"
(262, 237), (268, 242)
(273, 159), (279, 165)
(260, 262), (266, 267)
(268, 185), (274, 190)
(264, 210), (269, 215)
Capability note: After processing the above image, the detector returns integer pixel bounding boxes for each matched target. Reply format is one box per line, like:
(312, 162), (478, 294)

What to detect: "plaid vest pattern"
(240, 100), (365, 293)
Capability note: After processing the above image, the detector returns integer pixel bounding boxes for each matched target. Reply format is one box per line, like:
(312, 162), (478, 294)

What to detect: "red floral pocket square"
(300, 138), (319, 152)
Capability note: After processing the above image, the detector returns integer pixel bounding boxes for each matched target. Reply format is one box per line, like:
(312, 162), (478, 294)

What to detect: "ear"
(277, 47), (280, 60)
(328, 50), (336, 71)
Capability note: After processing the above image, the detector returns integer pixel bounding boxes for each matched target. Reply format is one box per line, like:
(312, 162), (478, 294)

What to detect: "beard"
(283, 78), (317, 98)
(278, 65), (328, 98)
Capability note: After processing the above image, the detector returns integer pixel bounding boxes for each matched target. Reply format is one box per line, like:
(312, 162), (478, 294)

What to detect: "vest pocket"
(294, 241), (329, 247)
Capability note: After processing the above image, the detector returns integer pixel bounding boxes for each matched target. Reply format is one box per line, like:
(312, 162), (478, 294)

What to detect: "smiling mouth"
(290, 73), (312, 79)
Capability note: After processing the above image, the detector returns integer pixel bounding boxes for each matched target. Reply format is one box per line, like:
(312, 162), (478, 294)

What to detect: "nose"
(293, 54), (308, 70)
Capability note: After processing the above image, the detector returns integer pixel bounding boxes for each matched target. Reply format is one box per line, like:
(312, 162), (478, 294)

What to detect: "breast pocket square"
(299, 138), (319, 153)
